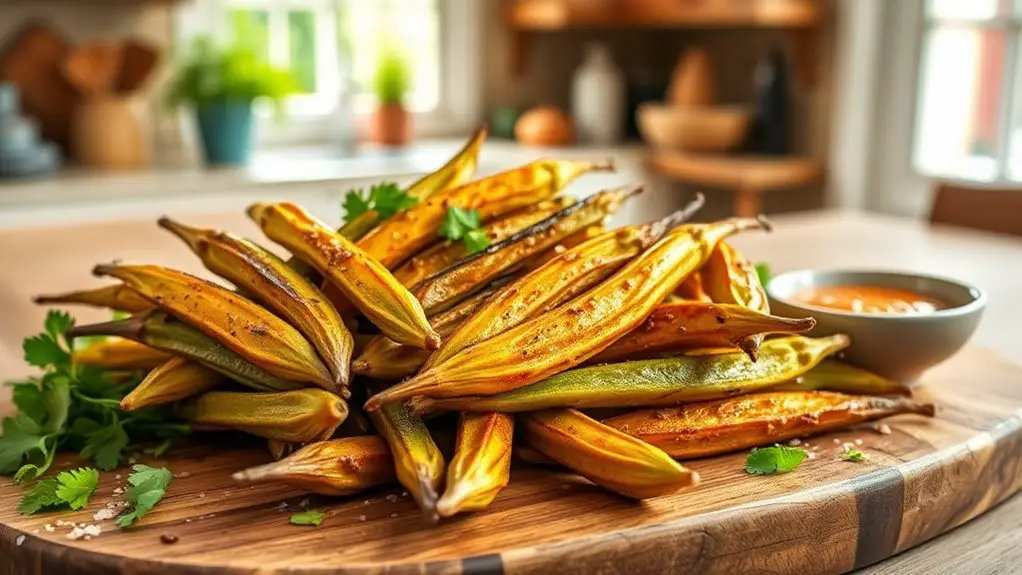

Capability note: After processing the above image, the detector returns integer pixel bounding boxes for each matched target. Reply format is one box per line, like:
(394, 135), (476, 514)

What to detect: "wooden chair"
(929, 182), (1022, 237)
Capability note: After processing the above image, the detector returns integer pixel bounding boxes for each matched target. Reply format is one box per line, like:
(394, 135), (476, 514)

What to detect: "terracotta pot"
(368, 103), (411, 146)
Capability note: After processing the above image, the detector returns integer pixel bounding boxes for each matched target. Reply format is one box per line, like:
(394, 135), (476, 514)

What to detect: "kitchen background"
(0, 1), (1011, 241)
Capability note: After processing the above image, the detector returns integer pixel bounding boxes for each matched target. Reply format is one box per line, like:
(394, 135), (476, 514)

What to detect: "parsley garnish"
(744, 445), (807, 475)
(116, 464), (173, 527)
(842, 447), (866, 462)
(0, 310), (189, 482)
(18, 467), (99, 514)
(343, 182), (417, 223)
(440, 206), (489, 254)
(289, 509), (325, 526)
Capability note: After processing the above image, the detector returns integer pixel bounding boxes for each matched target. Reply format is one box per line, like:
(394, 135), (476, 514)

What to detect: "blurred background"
(0, 0), (1018, 227)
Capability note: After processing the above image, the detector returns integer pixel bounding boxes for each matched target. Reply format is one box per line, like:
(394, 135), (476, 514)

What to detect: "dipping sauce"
(792, 285), (949, 315)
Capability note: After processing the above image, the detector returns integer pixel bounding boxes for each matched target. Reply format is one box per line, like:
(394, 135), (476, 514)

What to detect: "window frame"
(172, 0), (482, 146)
(911, 4), (1022, 182)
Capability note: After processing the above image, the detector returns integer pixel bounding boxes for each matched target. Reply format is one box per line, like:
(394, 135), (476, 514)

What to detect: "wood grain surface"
(1, 210), (1022, 574)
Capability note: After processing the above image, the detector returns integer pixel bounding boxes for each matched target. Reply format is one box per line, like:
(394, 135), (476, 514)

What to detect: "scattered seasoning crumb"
(842, 442), (855, 452)
(400, 491), (408, 497)
(32, 529), (39, 535)
(561, 484), (571, 490)
(93, 508), (117, 522)
(160, 534), (179, 545)
(185, 519), (192, 523)
(15, 535), (25, 546)
(277, 502), (289, 512)
(385, 494), (398, 503)
(114, 475), (121, 480)
(787, 438), (802, 446)
(877, 424), (892, 435)
(363, 500), (370, 506)
(83, 536), (92, 541)
(112, 487), (123, 495)
(299, 498), (310, 508)
(806, 452), (818, 460)
(44, 524), (55, 533)
(175, 472), (192, 479)
(128, 457), (138, 465)
(198, 492), (206, 499)
(855, 439), (864, 446)
(66, 525), (101, 541)
(358, 515), (367, 522)
(389, 513), (398, 518)
(198, 514), (216, 520)
(832, 438), (841, 444)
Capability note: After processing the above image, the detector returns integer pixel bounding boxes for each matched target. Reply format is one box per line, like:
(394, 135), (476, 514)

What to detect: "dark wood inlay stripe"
(461, 553), (504, 575)
(853, 467), (905, 570)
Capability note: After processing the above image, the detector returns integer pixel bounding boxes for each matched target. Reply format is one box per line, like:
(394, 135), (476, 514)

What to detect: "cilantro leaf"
(23, 335), (68, 369)
(55, 468), (99, 510)
(744, 445), (807, 475)
(10, 383), (46, 424)
(842, 448), (866, 462)
(80, 422), (129, 471)
(343, 182), (416, 223)
(145, 439), (173, 458)
(18, 478), (61, 515)
(463, 228), (490, 254)
(754, 263), (771, 287)
(0, 415), (48, 475)
(116, 464), (173, 528)
(440, 206), (481, 241)
(44, 310), (74, 342)
(289, 509), (325, 526)
(370, 182), (417, 220)
(343, 188), (372, 221)
(40, 375), (71, 435)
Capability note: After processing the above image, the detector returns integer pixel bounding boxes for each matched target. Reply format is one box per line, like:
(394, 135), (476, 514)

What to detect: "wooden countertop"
(0, 209), (1020, 573)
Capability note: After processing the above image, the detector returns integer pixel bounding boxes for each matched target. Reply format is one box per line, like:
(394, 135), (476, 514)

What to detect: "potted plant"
(368, 47), (412, 146)
(166, 37), (295, 166)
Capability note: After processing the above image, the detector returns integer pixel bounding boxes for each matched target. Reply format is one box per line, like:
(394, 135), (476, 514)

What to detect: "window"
(913, 0), (1022, 181)
(175, 0), (481, 144)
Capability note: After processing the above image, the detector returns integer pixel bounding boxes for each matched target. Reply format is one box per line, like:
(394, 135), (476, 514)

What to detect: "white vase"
(572, 43), (626, 145)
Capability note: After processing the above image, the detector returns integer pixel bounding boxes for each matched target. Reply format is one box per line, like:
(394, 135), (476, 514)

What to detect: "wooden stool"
(646, 151), (824, 217)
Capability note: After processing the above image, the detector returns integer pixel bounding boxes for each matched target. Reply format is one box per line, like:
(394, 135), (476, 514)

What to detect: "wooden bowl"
(637, 103), (750, 152)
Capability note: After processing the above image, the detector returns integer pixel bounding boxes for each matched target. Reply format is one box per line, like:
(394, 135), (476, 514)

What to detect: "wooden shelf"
(645, 150), (824, 217)
(509, 0), (822, 31)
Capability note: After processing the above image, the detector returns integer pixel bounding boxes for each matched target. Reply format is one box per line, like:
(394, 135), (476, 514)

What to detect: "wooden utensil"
(116, 38), (159, 94)
(63, 43), (123, 99)
(668, 47), (716, 107)
(0, 23), (77, 149)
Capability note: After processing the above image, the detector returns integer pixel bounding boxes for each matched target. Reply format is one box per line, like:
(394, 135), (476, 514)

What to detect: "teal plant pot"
(196, 100), (254, 166)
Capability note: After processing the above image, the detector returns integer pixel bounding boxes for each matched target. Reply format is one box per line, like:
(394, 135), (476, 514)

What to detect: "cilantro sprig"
(0, 311), (189, 483)
(19, 467), (99, 514)
(343, 182), (417, 223)
(116, 464), (173, 527)
(842, 447), (866, 462)
(440, 206), (489, 254)
(290, 509), (325, 526)
(744, 445), (807, 475)
(754, 262), (771, 287)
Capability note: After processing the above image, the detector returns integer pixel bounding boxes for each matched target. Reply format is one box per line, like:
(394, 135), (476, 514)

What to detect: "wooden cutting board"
(0, 345), (1020, 575)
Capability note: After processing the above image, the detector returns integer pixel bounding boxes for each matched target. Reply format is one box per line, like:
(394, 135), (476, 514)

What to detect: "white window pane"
(926, 0), (1009, 20)
(914, 27), (1007, 181)
(1005, 38), (1022, 179)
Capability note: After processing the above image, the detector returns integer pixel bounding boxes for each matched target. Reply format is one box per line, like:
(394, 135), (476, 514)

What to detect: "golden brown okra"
(520, 409), (698, 499)
(120, 357), (223, 411)
(603, 391), (935, 459)
(409, 335), (849, 414)
(247, 202), (440, 350)
(437, 413), (514, 517)
(34, 283), (153, 313)
(368, 401), (445, 521)
(72, 338), (173, 370)
(184, 389), (348, 444)
(235, 436), (395, 495)
(366, 216), (771, 410)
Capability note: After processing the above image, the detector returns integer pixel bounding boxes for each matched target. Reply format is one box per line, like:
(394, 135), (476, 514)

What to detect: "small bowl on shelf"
(766, 269), (986, 382)
(637, 103), (750, 153)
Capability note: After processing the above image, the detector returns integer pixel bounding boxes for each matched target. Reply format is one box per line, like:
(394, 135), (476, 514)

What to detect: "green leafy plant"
(343, 182), (417, 223)
(290, 509), (325, 526)
(165, 36), (297, 110)
(0, 311), (190, 483)
(744, 445), (807, 475)
(18, 467), (99, 515)
(440, 206), (490, 254)
(372, 47), (411, 106)
(842, 447), (866, 462)
(116, 464), (174, 527)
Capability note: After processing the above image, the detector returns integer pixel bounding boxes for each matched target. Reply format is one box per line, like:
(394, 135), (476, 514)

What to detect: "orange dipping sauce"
(792, 285), (949, 315)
